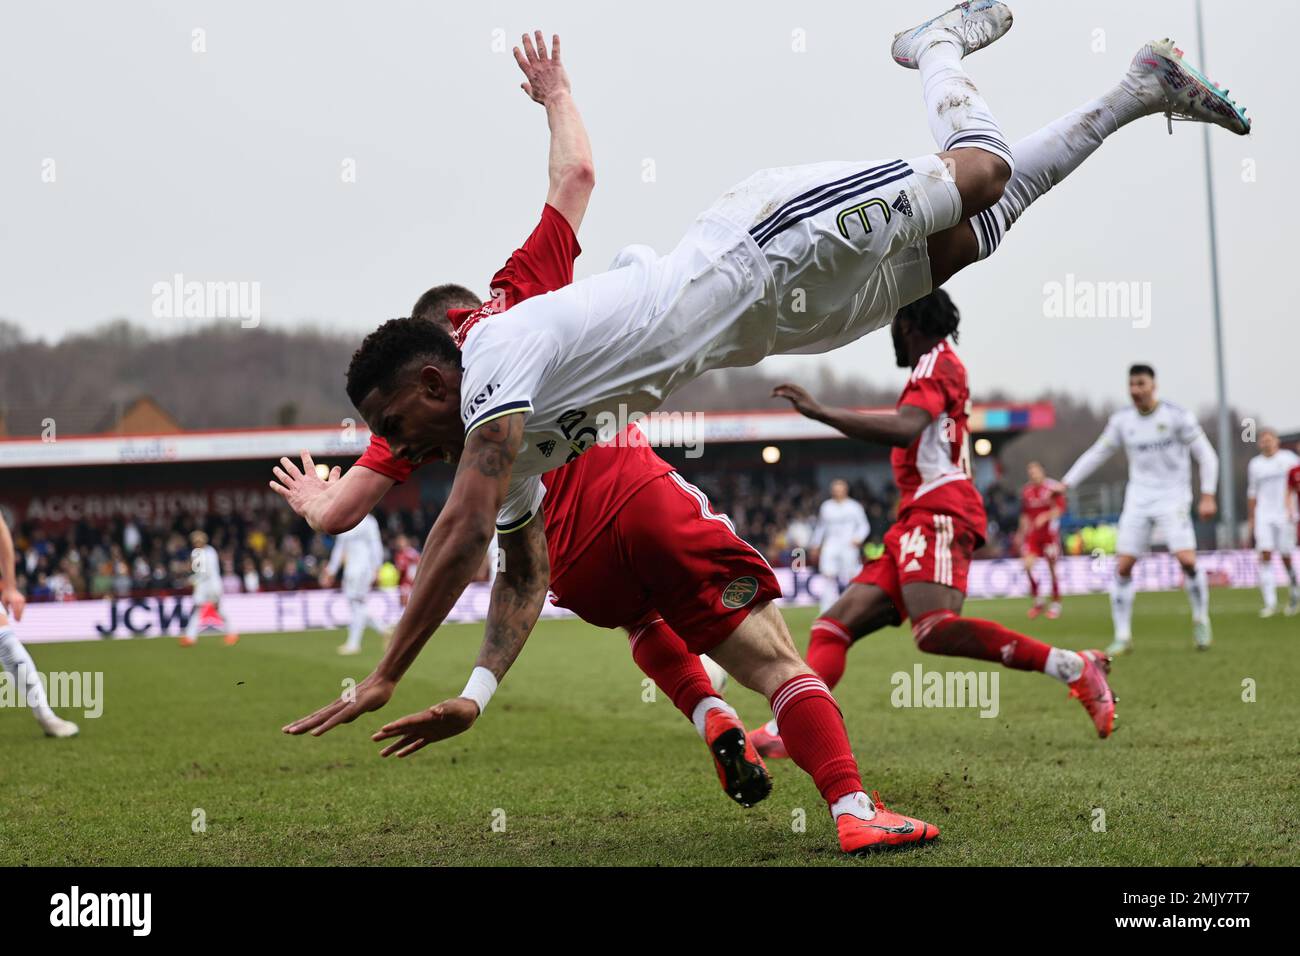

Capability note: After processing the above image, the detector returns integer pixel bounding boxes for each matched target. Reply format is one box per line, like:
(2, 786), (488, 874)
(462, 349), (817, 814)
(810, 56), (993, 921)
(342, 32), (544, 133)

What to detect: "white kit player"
(182, 530), (238, 647)
(322, 513), (385, 655)
(1246, 429), (1300, 617)
(0, 509), (78, 737)
(811, 480), (870, 613)
(283, 3), (1250, 851)
(1062, 365), (1219, 653)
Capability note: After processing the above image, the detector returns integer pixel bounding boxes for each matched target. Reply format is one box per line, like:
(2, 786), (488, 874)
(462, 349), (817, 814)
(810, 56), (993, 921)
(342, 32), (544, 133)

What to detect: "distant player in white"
(322, 513), (385, 655)
(1062, 365), (1218, 653)
(0, 508), (78, 737)
(182, 530), (237, 646)
(811, 480), (869, 613)
(1246, 429), (1300, 617)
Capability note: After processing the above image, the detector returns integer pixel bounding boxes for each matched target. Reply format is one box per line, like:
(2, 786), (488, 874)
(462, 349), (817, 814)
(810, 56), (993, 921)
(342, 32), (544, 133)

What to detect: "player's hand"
(371, 698), (480, 757)
(514, 31), (570, 106)
(1197, 493), (1218, 521)
(319, 571), (335, 590)
(1, 587), (25, 622)
(772, 383), (824, 421)
(282, 672), (395, 737)
(269, 451), (340, 520)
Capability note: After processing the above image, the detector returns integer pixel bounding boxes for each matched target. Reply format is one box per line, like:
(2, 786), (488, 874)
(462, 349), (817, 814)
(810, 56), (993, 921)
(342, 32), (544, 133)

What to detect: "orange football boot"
(1069, 649), (1117, 738)
(748, 723), (789, 760)
(223, 633), (240, 646)
(837, 792), (939, 854)
(178, 636), (197, 647)
(704, 708), (772, 808)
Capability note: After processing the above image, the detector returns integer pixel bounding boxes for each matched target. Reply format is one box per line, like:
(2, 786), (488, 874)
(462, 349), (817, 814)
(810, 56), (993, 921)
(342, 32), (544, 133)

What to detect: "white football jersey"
(190, 544), (222, 588)
(327, 514), (384, 578)
(1247, 449), (1300, 520)
(1063, 401), (1217, 514)
(811, 498), (870, 551)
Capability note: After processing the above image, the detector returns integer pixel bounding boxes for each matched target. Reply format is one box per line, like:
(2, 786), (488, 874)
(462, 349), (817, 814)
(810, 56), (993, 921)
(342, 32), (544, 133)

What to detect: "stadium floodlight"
(1196, 0), (1236, 547)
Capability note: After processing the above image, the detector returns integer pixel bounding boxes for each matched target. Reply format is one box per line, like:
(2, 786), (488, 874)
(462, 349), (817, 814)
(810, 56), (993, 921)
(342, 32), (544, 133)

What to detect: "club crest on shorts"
(721, 575), (759, 609)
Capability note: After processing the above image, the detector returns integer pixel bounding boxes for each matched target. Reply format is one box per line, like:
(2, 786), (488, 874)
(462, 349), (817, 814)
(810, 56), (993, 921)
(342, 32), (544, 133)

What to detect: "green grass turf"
(2, 589), (1297, 866)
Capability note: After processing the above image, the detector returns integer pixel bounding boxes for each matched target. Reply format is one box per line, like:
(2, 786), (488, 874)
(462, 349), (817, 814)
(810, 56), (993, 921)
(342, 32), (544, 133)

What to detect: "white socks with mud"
(973, 84), (1155, 260)
(1260, 561), (1277, 611)
(915, 36), (1014, 171)
(1044, 647), (1085, 684)
(1110, 574), (1136, 642)
(831, 790), (877, 821)
(690, 695), (735, 740)
(0, 627), (55, 721)
(1184, 566), (1210, 623)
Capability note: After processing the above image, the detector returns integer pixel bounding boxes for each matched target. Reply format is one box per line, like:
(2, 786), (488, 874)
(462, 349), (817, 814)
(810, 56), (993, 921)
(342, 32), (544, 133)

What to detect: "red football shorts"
(852, 507), (981, 622)
(547, 471), (782, 653)
(1020, 527), (1061, 559)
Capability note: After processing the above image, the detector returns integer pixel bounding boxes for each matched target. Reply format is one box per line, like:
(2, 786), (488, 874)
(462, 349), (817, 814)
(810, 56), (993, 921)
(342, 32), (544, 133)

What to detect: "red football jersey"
(352, 204), (582, 483)
(393, 545), (420, 586)
(1290, 465), (1300, 526)
(892, 342), (987, 534)
(540, 427), (673, 581)
(1020, 479), (1066, 533)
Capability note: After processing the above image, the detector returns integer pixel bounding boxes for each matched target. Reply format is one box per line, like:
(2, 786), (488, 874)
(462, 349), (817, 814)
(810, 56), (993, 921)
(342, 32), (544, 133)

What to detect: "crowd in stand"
(9, 474), (1027, 602)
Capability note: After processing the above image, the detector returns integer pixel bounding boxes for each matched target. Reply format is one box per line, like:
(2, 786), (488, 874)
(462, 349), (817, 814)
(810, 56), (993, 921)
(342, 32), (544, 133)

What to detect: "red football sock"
(1048, 565), (1060, 601)
(806, 616), (853, 690)
(912, 609), (1051, 672)
(627, 618), (716, 721)
(769, 674), (861, 806)
(1026, 571), (1039, 598)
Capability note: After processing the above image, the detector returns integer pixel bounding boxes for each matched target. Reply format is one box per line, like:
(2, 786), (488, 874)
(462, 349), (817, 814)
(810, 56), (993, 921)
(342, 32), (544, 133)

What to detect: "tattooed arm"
(370, 504), (550, 758)
(282, 414), (527, 738)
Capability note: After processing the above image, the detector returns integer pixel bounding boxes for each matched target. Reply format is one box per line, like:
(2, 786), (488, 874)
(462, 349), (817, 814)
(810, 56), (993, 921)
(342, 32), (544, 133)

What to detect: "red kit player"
(757, 290), (1117, 756)
(1018, 461), (1067, 619)
(392, 534), (420, 607)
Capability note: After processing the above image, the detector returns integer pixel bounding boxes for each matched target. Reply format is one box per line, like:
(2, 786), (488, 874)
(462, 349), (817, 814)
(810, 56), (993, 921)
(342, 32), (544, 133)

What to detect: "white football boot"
(1121, 39), (1250, 135)
(891, 1), (1014, 69)
(39, 714), (80, 738)
(1192, 617), (1213, 651)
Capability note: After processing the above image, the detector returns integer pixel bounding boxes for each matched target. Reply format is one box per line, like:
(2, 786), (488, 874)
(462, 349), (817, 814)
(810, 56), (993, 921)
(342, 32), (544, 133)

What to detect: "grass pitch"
(3, 589), (1296, 866)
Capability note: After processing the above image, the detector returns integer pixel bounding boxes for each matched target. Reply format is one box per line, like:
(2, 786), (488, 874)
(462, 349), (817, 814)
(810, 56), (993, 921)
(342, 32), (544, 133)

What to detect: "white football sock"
(1259, 561), (1277, 610)
(762, 717), (779, 736)
(185, 603), (202, 639)
(972, 83), (1153, 261)
(1044, 647), (1085, 684)
(915, 36), (1014, 172)
(0, 627), (55, 722)
(1184, 566), (1210, 622)
(690, 695), (735, 740)
(831, 790), (876, 821)
(345, 598), (367, 651)
(1110, 574), (1136, 642)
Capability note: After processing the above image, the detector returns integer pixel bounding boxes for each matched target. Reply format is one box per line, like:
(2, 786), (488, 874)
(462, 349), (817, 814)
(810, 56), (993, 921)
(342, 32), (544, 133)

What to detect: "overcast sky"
(2, 0), (1291, 427)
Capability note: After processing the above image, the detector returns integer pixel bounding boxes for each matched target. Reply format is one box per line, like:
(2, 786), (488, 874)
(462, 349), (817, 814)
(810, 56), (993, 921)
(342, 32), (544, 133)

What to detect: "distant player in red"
(392, 534), (420, 607)
(1018, 461), (1067, 619)
(756, 290), (1117, 755)
(1289, 457), (1300, 540)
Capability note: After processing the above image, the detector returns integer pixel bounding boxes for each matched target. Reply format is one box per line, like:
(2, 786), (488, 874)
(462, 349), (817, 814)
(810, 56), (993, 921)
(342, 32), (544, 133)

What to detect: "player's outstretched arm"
(281, 415), (526, 737)
(515, 30), (595, 232)
(0, 511), (25, 622)
(371, 509), (549, 758)
(773, 383), (932, 448)
(270, 451), (395, 535)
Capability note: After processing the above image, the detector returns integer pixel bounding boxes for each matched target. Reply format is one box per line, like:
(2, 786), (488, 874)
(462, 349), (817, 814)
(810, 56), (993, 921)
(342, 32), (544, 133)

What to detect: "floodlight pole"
(1195, 0), (1235, 547)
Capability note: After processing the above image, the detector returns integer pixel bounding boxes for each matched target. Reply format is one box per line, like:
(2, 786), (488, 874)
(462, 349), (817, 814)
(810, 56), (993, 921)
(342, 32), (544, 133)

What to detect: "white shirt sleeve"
(1246, 457), (1260, 502)
(496, 473), (546, 534)
(851, 501), (870, 543)
(810, 501), (830, 548)
(1177, 409), (1218, 496)
(459, 321), (559, 437)
(1062, 414), (1122, 488)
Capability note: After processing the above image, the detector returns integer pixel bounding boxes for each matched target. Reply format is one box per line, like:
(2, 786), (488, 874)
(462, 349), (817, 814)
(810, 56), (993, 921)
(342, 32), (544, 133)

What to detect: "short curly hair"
(345, 318), (462, 409)
(896, 288), (960, 344)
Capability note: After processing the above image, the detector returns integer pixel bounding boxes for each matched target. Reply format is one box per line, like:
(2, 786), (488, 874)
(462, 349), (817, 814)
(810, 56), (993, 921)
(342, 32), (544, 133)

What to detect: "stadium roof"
(0, 402), (1054, 469)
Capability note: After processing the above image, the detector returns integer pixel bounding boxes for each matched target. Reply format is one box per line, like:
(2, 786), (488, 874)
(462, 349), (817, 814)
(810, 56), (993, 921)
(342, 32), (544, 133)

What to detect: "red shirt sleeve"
(898, 355), (953, 420)
(353, 434), (415, 483)
(446, 204), (581, 329)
